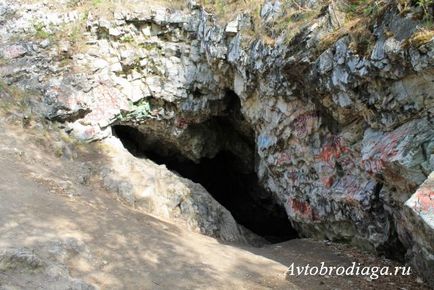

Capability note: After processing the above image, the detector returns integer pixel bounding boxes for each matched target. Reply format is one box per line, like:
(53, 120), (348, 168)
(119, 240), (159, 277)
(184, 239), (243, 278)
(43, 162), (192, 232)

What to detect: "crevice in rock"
(112, 93), (298, 243)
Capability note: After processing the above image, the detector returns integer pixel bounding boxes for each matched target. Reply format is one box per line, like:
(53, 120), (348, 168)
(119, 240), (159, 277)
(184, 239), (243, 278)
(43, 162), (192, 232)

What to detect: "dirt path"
(0, 122), (428, 290)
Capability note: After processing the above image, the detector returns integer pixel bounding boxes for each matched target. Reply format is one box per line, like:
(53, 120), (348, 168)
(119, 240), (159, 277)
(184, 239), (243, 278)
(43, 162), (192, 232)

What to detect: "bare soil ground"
(0, 120), (430, 290)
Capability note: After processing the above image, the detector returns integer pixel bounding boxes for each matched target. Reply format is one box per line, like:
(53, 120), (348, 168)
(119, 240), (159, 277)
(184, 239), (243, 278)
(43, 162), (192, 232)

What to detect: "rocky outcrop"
(99, 136), (262, 244)
(0, 245), (96, 290)
(0, 0), (433, 285)
(399, 172), (434, 286)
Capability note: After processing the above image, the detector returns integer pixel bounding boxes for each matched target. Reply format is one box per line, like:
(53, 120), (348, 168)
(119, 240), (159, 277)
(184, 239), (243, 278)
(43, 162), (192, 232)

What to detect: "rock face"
(400, 172), (434, 286)
(0, 0), (433, 285)
(99, 136), (262, 244)
(0, 245), (97, 290)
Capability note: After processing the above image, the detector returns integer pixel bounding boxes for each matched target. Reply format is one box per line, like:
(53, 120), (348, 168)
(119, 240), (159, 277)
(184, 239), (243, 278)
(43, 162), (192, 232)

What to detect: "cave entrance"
(112, 97), (297, 243)
(113, 125), (297, 243)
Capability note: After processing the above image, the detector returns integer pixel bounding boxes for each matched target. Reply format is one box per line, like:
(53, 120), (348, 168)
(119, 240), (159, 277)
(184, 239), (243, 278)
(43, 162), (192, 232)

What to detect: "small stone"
(109, 27), (123, 37)
(141, 25), (152, 37)
(110, 62), (123, 73)
(225, 19), (238, 34)
(114, 12), (124, 20)
(58, 40), (71, 53)
(92, 58), (109, 71)
(318, 50), (333, 74)
(1, 44), (27, 59)
(120, 49), (137, 66)
(48, 65), (60, 73)
(139, 59), (148, 67)
(98, 19), (111, 30)
(384, 37), (402, 56)
(40, 39), (50, 48)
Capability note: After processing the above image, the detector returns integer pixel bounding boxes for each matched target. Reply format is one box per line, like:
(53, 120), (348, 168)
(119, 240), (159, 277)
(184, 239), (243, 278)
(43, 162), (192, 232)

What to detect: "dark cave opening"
(112, 123), (298, 243)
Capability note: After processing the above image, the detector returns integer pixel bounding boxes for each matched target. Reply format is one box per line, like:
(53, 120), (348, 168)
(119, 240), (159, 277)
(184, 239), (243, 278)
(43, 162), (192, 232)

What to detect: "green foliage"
(92, 0), (103, 6)
(117, 100), (152, 121)
(120, 34), (135, 43)
(33, 22), (51, 39)
(398, 0), (433, 25)
(81, 10), (89, 21)
(343, 0), (384, 17)
(344, 1), (361, 15)
(140, 42), (159, 51)
(417, 0), (433, 13)
(215, 0), (225, 15)
(363, 1), (381, 16)
(422, 17), (433, 28)
(417, 0), (434, 23)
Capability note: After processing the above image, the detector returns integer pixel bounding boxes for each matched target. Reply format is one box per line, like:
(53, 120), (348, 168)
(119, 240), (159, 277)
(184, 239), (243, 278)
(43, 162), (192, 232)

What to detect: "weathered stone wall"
(0, 0), (433, 284)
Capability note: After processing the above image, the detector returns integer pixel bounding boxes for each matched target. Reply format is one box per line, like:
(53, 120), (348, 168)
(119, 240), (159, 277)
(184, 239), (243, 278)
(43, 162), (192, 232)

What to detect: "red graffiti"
(340, 155), (356, 170)
(279, 169), (319, 187)
(413, 187), (434, 213)
(317, 135), (349, 166)
(291, 111), (319, 138)
(276, 152), (291, 166)
(288, 198), (319, 221)
(379, 127), (411, 159)
(175, 117), (190, 129)
(361, 126), (412, 174)
(287, 171), (299, 183)
(336, 175), (363, 197)
(294, 111), (319, 123)
(321, 176), (335, 188)
(361, 159), (385, 175)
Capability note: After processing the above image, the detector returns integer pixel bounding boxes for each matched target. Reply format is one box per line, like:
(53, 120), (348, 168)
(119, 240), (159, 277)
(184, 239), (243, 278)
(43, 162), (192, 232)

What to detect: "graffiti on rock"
(411, 187), (434, 213)
(275, 152), (292, 166)
(320, 175), (335, 188)
(284, 170), (318, 186)
(175, 117), (191, 129)
(317, 135), (350, 166)
(287, 198), (319, 221)
(361, 126), (412, 174)
(291, 111), (320, 138)
(334, 175), (366, 197)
